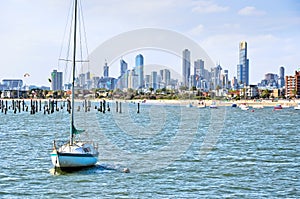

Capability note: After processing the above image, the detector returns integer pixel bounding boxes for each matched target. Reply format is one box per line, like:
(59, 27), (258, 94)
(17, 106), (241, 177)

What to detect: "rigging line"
(78, 1), (84, 75)
(57, 0), (73, 68)
(65, 0), (75, 71)
(61, 0), (75, 88)
(59, 59), (89, 62)
(65, 0), (75, 86)
(79, 0), (90, 71)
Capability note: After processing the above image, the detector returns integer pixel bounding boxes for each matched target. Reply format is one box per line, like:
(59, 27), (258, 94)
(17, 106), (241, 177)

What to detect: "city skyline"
(0, 0), (299, 86)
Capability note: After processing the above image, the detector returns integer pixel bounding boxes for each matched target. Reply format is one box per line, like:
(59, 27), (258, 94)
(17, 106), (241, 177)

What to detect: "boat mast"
(70, 0), (78, 146)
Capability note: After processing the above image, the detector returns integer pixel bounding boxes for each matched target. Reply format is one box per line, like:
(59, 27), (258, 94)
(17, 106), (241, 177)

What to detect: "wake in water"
(49, 163), (130, 175)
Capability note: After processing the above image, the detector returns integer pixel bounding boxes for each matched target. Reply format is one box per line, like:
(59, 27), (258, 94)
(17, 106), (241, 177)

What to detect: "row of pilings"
(0, 99), (68, 115)
(0, 99), (141, 115)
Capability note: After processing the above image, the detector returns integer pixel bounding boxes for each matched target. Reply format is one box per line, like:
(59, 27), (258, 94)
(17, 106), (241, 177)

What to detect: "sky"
(0, 0), (299, 87)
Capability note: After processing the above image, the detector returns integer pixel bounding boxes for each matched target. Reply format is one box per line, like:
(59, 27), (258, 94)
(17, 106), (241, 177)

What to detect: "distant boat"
(294, 103), (300, 110)
(51, 0), (99, 170)
(239, 103), (249, 110)
(210, 101), (217, 109)
(274, 104), (282, 110)
(198, 104), (206, 108)
(186, 103), (193, 108)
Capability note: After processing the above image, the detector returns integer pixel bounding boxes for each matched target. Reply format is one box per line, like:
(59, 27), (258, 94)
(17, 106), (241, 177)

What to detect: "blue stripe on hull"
(51, 152), (98, 168)
(56, 152), (99, 158)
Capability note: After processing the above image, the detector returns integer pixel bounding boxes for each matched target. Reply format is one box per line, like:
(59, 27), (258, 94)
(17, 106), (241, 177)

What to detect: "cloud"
(187, 24), (204, 36)
(191, 0), (229, 13)
(238, 6), (266, 16)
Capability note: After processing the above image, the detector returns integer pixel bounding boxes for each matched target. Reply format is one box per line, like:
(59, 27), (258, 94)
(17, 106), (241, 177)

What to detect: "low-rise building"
(285, 70), (300, 98)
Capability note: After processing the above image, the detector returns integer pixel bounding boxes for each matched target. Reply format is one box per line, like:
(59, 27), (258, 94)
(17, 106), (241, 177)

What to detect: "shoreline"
(0, 98), (298, 107)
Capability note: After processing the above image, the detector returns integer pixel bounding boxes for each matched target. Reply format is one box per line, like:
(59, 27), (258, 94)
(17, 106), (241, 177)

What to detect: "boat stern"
(50, 150), (60, 167)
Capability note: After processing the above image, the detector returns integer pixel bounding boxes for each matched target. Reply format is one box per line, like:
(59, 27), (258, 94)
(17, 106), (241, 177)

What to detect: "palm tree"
(261, 89), (270, 99)
(292, 89), (297, 98)
(149, 87), (154, 93)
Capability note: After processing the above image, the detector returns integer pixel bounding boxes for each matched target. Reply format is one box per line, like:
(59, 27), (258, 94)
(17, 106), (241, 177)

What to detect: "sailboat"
(51, 0), (99, 169)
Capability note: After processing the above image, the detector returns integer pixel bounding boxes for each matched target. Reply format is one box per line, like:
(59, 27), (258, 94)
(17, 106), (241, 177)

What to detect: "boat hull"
(51, 151), (98, 168)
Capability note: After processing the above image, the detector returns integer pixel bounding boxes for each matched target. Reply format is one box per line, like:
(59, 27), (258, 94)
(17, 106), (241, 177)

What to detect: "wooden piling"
(67, 99), (71, 114)
(12, 100), (15, 110)
(100, 101), (103, 112)
(103, 100), (106, 114)
(35, 100), (38, 113)
(84, 100), (87, 112)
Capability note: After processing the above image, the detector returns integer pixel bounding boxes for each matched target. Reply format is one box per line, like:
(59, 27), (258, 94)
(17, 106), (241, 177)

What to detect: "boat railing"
(53, 140), (98, 149)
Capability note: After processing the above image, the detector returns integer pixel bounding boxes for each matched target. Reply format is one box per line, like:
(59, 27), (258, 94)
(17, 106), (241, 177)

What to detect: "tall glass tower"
(135, 54), (144, 88)
(120, 59), (128, 76)
(103, 61), (109, 77)
(278, 66), (285, 88)
(51, 69), (63, 91)
(237, 41), (249, 86)
(182, 49), (191, 88)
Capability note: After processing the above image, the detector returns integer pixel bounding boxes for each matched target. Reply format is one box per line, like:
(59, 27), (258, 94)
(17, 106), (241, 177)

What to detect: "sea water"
(0, 102), (299, 198)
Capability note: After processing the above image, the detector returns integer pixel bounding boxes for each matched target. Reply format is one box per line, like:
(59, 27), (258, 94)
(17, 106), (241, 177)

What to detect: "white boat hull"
(51, 151), (98, 168)
(51, 141), (99, 168)
(241, 107), (249, 110)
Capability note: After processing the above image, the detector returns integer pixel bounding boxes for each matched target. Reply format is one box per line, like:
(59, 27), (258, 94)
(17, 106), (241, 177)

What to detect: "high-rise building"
(223, 70), (229, 89)
(120, 59), (128, 76)
(1, 79), (23, 90)
(232, 76), (238, 90)
(160, 70), (164, 82)
(103, 61), (109, 77)
(92, 76), (100, 88)
(144, 75), (151, 89)
(278, 66), (285, 88)
(85, 71), (92, 89)
(151, 71), (158, 90)
(194, 59), (204, 87)
(237, 41), (249, 86)
(159, 69), (171, 87)
(51, 69), (63, 91)
(182, 49), (191, 88)
(164, 69), (171, 86)
(285, 70), (300, 98)
(135, 54), (144, 89)
(210, 64), (222, 90)
(78, 73), (85, 88)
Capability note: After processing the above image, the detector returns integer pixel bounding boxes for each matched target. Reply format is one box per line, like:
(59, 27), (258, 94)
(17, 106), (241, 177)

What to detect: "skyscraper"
(51, 69), (63, 91)
(135, 54), (144, 89)
(210, 64), (222, 90)
(194, 59), (204, 87)
(103, 61), (109, 77)
(182, 49), (191, 88)
(237, 41), (249, 86)
(278, 66), (285, 88)
(223, 70), (229, 89)
(164, 69), (171, 86)
(151, 71), (158, 90)
(120, 59), (128, 76)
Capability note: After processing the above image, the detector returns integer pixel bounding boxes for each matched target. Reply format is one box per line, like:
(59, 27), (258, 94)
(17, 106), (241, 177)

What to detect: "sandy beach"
(1, 98), (299, 108)
(109, 99), (299, 108)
